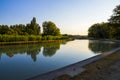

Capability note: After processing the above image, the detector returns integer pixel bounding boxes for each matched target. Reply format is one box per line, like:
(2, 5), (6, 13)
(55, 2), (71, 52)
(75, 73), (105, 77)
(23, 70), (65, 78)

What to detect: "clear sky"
(0, 0), (119, 35)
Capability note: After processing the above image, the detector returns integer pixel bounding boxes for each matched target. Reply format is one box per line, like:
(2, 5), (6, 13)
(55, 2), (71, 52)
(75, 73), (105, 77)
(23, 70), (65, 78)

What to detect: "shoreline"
(0, 40), (70, 46)
(27, 46), (120, 80)
(0, 39), (119, 46)
(69, 50), (120, 80)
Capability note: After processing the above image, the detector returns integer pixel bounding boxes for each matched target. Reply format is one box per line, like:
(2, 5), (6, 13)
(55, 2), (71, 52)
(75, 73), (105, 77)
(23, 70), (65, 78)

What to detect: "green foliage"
(0, 35), (69, 42)
(42, 21), (61, 36)
(88, 22), (120, 40)
(28, 35), (36, 41)
(41, 36), (69, 40)
(26, 17), (41, 35)
(88, 23), (110, 39)
(0, 35), (28, 42)
(109, 23), (120, 39)
(36, 36), (42, 41)
(0, 25), (9, 34)
(88, 5), (120, 40)
(0, 17), (69, 42)
(0, 17), (41, 35)
(0, 17), (63, 42)
(109, 4), (120, 23)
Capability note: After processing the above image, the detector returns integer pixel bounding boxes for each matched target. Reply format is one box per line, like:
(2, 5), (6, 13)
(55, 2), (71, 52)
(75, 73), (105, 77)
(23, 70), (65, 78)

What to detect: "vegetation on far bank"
(0, 35), (69, 42)
(0, 17), (72, 44)
(0, 17), (60, 36)
(0, 35), (70, 45)
(88, 4), (120, 40)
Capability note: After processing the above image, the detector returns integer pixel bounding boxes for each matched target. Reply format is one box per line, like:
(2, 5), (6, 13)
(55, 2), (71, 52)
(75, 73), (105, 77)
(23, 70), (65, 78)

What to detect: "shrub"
(0, 35), (69, 42)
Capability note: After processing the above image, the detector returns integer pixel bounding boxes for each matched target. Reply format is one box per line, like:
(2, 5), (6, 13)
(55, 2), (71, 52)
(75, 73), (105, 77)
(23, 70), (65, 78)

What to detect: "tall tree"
(109, 4), (120, 23)
(29, 17), (41, 35)
(42, 21), (61, 36)
(32, 17), (41, 35)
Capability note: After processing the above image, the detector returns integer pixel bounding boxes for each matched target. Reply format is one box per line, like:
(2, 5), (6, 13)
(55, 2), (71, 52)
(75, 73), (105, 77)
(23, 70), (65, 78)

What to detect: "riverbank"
(0, 40), (71, 46)
(0, 35), (73, 45)
(55, 49), (120, 80)
(69, 51), (120, 80)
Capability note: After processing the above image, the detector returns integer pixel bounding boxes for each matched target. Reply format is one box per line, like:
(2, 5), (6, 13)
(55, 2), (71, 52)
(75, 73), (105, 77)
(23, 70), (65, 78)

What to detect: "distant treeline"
(0, 17), (60, 36)
(88, 4), (120, 40)
(0, 17), (68, 43)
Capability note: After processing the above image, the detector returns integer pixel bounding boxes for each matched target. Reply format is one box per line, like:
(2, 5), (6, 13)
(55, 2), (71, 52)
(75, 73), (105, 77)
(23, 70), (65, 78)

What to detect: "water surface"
(0, 40), (119, 80)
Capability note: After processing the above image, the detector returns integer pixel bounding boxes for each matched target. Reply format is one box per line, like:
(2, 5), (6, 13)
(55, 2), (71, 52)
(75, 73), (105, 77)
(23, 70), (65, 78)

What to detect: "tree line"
(0, 17), (60, 36)
(88, 4), (120, 40)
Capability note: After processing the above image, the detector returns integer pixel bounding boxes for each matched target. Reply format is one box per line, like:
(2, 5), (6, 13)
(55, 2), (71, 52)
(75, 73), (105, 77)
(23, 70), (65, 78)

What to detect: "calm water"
(0, 40), (119, 80)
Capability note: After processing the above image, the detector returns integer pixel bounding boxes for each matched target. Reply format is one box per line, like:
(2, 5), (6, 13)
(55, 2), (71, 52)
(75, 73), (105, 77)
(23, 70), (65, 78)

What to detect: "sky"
(0, 0), (119, 35)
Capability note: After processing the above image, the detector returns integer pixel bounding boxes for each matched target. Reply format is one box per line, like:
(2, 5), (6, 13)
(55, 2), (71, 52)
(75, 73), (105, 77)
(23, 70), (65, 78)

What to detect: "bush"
(0, 35), (69, 42)
(36, 36), (42, 41)
(28, 35), (36, 41)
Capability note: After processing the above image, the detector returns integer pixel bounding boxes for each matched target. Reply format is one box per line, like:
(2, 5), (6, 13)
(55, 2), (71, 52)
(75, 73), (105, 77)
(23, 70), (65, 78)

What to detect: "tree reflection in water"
(0, 41), (67, 62)
(0, 44), (42, 62)
(88, 40), (119, 54)
(42, 43), (60, 57)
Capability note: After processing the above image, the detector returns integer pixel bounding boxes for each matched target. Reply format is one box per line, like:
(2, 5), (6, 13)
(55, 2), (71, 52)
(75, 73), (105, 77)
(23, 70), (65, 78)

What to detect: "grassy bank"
(54, 51), (120, 80)
(0, 35), (71, 45)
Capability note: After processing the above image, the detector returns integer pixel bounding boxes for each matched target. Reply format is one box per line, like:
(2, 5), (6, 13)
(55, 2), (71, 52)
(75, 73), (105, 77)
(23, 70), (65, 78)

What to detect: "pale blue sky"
(0, 0), (119, 35)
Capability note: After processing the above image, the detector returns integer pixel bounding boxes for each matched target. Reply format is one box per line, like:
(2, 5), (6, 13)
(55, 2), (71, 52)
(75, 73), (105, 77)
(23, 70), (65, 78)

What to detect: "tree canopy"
(42, 21), (61, 36)
(88, 4), (120, 40)
(88, 23), (110, 39)
(109, 5), (120, 23)
(0, 17), (41, 35)
(0, 17), (61, 36)
(26, 17), (41, 35)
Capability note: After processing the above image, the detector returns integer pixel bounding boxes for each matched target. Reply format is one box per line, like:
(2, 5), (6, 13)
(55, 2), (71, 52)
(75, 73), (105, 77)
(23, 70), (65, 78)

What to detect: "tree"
(109, 5), (120, 23)
(26, 17), (41, 35)
(26, 23), (34, 35)
(108, 4), (120, 39)
(0, 25), (9, 34)
(88, 22), (120, 40)
(109, 23), (120, 39)
(30, 17), (41, 35)
(88, 23), (110, 39)
(42, 21), (61, 36)
(9, 24), (26, 35)
(88, 4), (120, 40)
